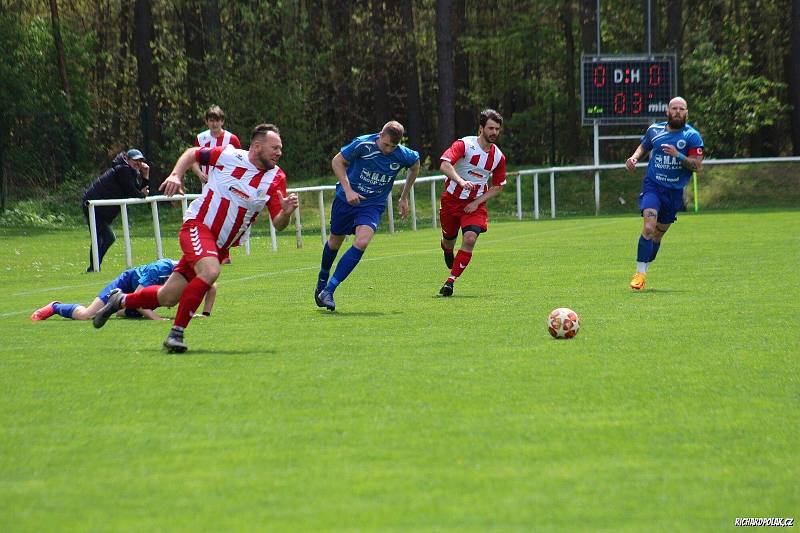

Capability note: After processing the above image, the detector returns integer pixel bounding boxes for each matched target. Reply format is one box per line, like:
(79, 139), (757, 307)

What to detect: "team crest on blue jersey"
(677, 139), (686, 149)
(390, 163), (400, 170)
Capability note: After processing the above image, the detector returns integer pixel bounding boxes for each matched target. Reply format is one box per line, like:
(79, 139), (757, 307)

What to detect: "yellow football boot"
(630, 272), (646, 291)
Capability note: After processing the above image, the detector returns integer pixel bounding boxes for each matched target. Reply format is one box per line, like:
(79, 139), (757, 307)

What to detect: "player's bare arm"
(398, 160), (421, 219)
(332, 152), (365, 205)
(440, 160), (476, 190)
(160, 147), (196, 196)
(190, 161), (209, 184)
(626, 144), (647, 171)
(465, 184), (504, 213)
(271, 191), (299, 231)
(661, 144), (703, 172)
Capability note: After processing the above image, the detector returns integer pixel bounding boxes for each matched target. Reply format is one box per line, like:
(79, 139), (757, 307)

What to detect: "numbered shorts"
(97, 270), (137, 303)
(439, 194), (489, 238)
(97, 270), (143, 318)
(174, 219), (225, 282)
(638, 180), (685, 224)
(329, 196), (386, 236)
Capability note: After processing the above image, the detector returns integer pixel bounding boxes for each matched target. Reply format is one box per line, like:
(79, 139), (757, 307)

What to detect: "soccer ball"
(547, 307), (580, 339)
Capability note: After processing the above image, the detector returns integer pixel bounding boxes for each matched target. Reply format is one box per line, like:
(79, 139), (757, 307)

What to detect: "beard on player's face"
(668, 114), (686, 128)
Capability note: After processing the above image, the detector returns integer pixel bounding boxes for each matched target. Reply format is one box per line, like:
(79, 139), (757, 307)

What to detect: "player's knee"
(354, 237), (371, 250)
(159, 288), (181, 307)
(462, 233), (478, 247)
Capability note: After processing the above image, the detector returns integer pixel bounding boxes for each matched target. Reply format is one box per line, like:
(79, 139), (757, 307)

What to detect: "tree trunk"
(49, 0), (71, 100)
(183, 0), (204, 121)
(435, 0), (455, 164)
(580, 0), (596, 55)
(372, 0), (390, 125)
(200, 0), (221, 97)
(791, 0), (800, 154)
(561, 0), (578, 161)
(453, 0), (471, 136)
(400, 0), (423, 152)
(134, 0), (161, 182)
(48, 0), (77, 181)
(665, 0), (683, 94)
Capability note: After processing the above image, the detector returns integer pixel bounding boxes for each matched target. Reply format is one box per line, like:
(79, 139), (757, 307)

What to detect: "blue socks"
(325, 246), (364, 293)
(53, 303), (79, 319)
(650, 242), (661, 262)
(317, 242), (339, 290)
(637, 235), (654, 263)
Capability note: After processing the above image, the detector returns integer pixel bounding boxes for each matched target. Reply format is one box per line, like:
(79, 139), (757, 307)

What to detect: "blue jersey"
(130, 258), (176, 288)
(336, 133), (420, 207)
(641, 122), (704, 189)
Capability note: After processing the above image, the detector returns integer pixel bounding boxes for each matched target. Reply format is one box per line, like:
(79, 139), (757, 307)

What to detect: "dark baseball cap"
(126, 148), (146, 161)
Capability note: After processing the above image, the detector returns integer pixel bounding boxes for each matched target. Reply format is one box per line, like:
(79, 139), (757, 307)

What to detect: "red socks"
(449, 249), (473, 279)
(174, 277), (212, 328)
(124, 285), (161, 309)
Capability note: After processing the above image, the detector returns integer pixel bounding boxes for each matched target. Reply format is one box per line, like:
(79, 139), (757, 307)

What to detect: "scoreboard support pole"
(593, 121), (600, 216)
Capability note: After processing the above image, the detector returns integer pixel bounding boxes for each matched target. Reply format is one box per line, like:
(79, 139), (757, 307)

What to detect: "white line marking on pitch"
(3, 218), (625, 318)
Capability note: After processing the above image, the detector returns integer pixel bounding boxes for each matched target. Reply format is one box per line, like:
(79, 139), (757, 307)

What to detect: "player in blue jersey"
(625, 96), (704, 290)
(30, 258), (216, 321)
(314, 121), (421, 311)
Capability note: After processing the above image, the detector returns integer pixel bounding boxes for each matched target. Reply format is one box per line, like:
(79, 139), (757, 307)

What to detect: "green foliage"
(0, 14), (95, 191)
(1, 0), (797, 209)
(684, 42), (789, 156)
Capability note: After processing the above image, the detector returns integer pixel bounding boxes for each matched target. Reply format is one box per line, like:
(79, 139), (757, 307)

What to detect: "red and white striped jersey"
(195, 129), (241, 176)
(440, 136), (507, 200)
(184, 145), (286, 249)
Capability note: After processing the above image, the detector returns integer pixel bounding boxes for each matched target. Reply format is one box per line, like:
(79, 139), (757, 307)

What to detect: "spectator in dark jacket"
(83, 149), (150, 271)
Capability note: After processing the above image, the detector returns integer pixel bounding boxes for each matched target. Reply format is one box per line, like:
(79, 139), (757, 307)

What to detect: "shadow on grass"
(430, 294), (484, 299)
(167, 348), (277, 356)
(315, 310), (402, 317)
(633, 288), (691, 294)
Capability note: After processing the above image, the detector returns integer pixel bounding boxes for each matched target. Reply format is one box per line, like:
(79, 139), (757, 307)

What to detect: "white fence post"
(594, 172), (601, 215)
(431, 180), (437, 229)
(89, 203), (100, 272)
(533, 174), (540, 220)
(550, 171), (556, 219)
(387, 194), (395, 234)
(150, 201), (163, 258)
(294, 203), (302, 248)
(409, 184), (417, 231)
(269, 218), (277, 251)
(516, 174), (522, 220)
(318, 190), (327, 245)
(120, 204), (132, 267)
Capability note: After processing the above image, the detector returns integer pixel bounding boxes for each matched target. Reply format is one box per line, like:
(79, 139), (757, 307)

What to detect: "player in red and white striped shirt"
(438, 109), (506, 297)
(191, 105), (242, 185)
(93, 124), (299, 353)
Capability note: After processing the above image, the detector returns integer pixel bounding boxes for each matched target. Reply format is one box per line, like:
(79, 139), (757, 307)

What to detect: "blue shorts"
(329, 196), (386, 236)
(97, 269), (137, 303)
(638, 180), (685, 224)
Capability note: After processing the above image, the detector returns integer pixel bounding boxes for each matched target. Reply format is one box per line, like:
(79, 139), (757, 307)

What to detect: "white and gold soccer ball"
(547, 307), (580, 339)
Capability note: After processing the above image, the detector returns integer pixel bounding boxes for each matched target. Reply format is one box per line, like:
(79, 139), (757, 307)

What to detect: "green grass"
(1, 209), (798, 531)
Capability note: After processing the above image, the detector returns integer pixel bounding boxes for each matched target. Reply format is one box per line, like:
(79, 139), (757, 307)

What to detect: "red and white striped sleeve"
(196, 146), (225, 168)
(491, 152), (507, 186)
(230, 134), (242, 149)
(266, 168), (287, 219)
(440, 140), (466, 164)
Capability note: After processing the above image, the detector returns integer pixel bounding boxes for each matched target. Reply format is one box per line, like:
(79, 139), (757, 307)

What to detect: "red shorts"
(439, 193), (489, 238)
(174, 220), (225, 281)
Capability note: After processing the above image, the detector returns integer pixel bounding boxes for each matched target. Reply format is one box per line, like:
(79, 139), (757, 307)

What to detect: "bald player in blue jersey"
(625, 96), (704, 290)
(315, 121), (421, 311)
(31, 258), (216, 321)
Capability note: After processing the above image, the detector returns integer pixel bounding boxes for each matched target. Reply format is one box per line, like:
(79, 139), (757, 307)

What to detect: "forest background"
(1, 0), (799, 213)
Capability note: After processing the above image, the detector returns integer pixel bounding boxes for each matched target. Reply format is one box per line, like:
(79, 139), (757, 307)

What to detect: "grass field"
(1, 209), (798, 531)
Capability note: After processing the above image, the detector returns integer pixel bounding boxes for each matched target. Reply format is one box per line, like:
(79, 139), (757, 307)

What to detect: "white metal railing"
(87, 156), (800, 270)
